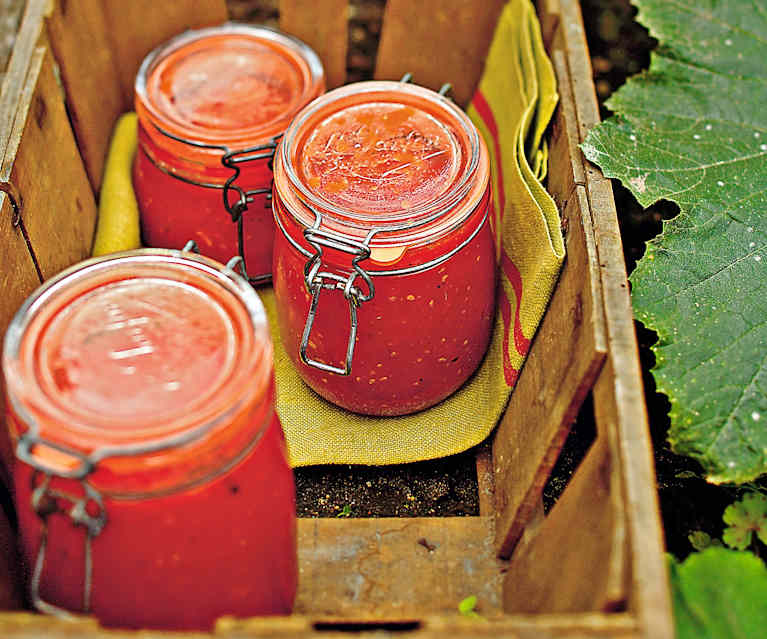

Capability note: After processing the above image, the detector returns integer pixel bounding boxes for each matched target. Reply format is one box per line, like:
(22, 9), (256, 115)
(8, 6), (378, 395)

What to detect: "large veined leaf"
(582, 0), (767, 484)
(669, 548), (767, 639)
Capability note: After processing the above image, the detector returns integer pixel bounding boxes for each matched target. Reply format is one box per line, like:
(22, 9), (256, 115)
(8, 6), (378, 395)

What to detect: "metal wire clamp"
(300, 209), (375, 376)
(16, 426), (107, 618)
(149, 122), (280, 286)
(293, 73), (461, 376)
(10, 379), (241, 619)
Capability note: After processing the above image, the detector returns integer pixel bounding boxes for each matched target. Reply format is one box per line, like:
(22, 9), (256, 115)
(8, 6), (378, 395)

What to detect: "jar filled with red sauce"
(134, 24), (324, 284)
(272, 81), (495, 416)
(2, 250), (296, 629)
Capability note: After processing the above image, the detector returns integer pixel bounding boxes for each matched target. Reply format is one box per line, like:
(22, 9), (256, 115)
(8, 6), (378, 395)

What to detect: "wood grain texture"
(1, 46), (97, 281)
(586, 176), (673, 639)
(0, 189), (42, 350)
(102, 0), (228, 105)
(279, 0), (347, 89)
(0, 612), (639, 638)
(547, 50), (586, 206)
(295, 517), (505, 619)
(374, 0), (506, 106)
(492, 182), (606, 557)
(0, 192), (40, 497)
(502, 434), (626, 614)
(554, 1), (674, 637)
(44, 0), (123, 191)
(0, 0), (48, 162)
(475, 443), (496, 517)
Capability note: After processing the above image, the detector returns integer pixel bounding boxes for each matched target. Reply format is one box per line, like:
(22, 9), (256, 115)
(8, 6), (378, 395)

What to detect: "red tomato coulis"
(3, 253), (296, 629)
(134, 26), (324, 279)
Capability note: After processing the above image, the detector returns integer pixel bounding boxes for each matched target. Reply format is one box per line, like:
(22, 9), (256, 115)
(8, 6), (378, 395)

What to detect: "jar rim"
(2, 250), (273, 465)
(135, 22), (325, 151)
(276, 81), (488, 245)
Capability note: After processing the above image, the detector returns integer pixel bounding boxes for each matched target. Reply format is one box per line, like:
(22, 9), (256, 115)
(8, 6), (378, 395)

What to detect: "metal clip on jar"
(134, 24), (324, 285)
(273, 81), (496, 416)
(2, 250), (296, 630)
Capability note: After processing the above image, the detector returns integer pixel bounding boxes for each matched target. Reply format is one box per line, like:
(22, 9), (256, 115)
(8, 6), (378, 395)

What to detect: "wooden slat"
(0, 0), (48, 162)
(586, 176), (673, 638)
(547, 50), (587, 206)
(1, 46), (97, 281)
(44, 0), (124, 191)
(220, 613), (639, 639)
(0, 612), (639, 638)
(475, 443), (496, 517)
(536, 0), (561, 52)
(101, 0), (228, 105)
(0, 0), (24, 80)
(295, 517), (505, 619)
(374, 0), (506, 106)
(0, 193), (40, 486)
(492, 182), (607, 557)
(279, 0), (348, 89)
(554, 1), (674, 637)
(502, 434), (626, 613)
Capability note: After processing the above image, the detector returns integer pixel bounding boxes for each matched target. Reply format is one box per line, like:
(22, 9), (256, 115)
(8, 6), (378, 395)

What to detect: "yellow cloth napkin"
(98, 0), (563, 467)
(272, 0), (564, 466)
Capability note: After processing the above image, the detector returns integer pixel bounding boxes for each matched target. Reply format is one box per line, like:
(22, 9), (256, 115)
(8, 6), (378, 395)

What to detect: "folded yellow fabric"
(96, 0), (564, 467)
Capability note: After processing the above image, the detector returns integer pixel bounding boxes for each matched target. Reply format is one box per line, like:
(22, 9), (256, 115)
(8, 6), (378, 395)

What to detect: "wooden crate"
(0, 0), (673, 637)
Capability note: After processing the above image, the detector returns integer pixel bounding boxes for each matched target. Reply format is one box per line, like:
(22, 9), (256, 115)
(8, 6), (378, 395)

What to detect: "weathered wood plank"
(536, 0), (561, 51)
(0, 0), (24, 80)
(554, 0), (674, 636)
(0, 0), (48, 164)
(0, 191), (41, 487)
(475, 443), (495, 517)
(0, 611), (639, 638)
(1, 46), (97, 281)
(492, 183), (606, 557)
(295, 517), (504, 619)
(279, 0), (347, 89)
(585, 176), (673, 639)
(374, 0), (506, 106)
(44, 0), (124, 191)
(502, 433), (626, 613)
(547, 50), (586, 205)
(101, 0), (228, 105)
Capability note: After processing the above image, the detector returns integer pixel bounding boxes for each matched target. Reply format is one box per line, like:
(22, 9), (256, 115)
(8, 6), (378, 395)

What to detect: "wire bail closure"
(289, 73), (463, 377)
(17, 428), (107, 618)
(182, 239), (249, 281)
(149, 123), (280, 286)
(300, 209), (375, 376)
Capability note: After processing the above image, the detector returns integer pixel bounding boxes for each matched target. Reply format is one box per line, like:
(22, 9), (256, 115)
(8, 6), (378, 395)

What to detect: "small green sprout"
(688, 530), (722, 552)
(722, 492), (767, 550)
(336, 504), (352, 518)
(458, 595), (484, 620)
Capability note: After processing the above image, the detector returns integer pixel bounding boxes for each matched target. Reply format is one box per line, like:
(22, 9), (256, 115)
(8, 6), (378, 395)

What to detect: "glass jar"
(272, 81), (496, 416)
(134, 24), (324, 284)
(2, 250), (296, 630)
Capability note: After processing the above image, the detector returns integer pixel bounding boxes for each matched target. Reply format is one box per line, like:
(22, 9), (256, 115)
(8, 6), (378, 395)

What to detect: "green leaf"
(458, 595), (477, 614)
(458, 595), (480, 618)
(581, 0), (767, 483)
(722, 492), (767, 549)
(336, 504), (352, 518)
(688, 530), (713, 552)
(669, 548), (767, 639)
